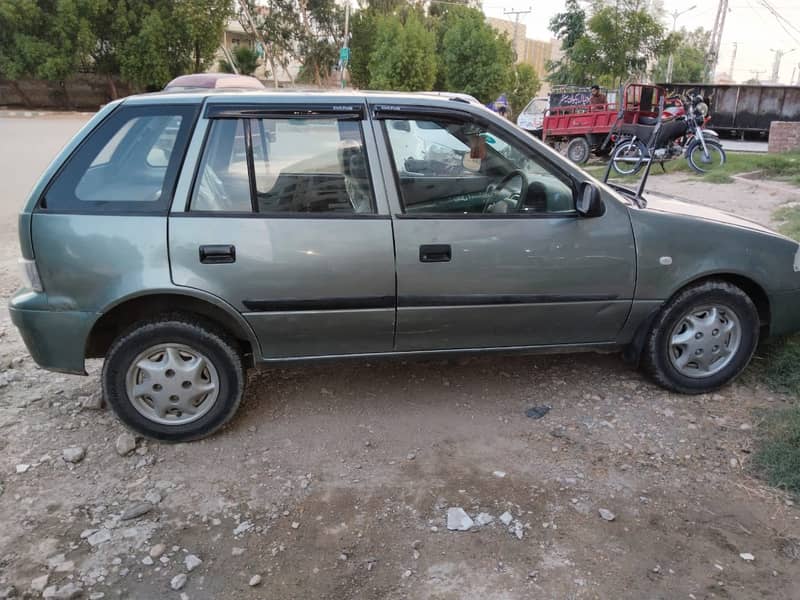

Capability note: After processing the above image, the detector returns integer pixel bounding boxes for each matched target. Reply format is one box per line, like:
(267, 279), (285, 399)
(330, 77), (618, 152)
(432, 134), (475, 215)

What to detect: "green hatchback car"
(10, 89), (800, 441)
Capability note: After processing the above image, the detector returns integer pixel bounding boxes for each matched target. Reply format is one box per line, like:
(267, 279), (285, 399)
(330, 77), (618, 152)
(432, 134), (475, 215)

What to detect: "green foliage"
(349, 8), (379, 88)
(548, 0), (673, 87)
(508, 63), (540, 115)
(297, 0), (344, 86)
(220, 45), (260, 76)
(439, 8), (514, 103)
(752, 402), (800, 494)
(651, 27), (710, 83)
(368, 11), (436, 91)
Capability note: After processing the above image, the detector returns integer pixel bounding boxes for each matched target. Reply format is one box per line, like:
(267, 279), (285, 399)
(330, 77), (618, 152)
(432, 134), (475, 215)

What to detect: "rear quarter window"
(42, 104), (199, 213)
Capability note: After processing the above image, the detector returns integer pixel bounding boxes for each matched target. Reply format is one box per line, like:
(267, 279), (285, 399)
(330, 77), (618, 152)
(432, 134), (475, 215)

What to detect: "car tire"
(102, 315), (245, 442)
(566, 137), (591, 164)
(641, 280), (759, 394)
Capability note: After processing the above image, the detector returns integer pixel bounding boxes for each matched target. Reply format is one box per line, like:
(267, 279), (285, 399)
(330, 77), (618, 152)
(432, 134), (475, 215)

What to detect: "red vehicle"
(542, 84), (667, 165)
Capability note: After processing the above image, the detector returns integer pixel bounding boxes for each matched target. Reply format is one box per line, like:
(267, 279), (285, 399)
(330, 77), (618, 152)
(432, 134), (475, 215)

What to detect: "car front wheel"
(641, 280), (759, 394)
(102, 315), (245, 442)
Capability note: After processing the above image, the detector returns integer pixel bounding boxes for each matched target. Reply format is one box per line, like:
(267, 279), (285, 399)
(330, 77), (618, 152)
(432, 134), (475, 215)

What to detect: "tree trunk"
(9, 80), (32, 107)
(195, 41), (201, 72)
(106, 73), (119, 101)
(269, 52), (279, 88)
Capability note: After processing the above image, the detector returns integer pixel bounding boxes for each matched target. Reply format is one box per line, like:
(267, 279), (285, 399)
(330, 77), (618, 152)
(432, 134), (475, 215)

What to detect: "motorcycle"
(610, 91), (725, 176)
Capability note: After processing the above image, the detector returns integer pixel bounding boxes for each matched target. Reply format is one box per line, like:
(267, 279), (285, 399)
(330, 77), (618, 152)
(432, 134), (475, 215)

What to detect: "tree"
(508, 63), (541, 115)
(439, 7), (514, 103)
(368, 12), (437, 91)
(651, 27), (710, 83)
(296, 0), (344, 86)
(548, 0), (674, 87)
(349, 0), (411, 89)
(219, 45), (261, 76)
(116, 0), (231, 89)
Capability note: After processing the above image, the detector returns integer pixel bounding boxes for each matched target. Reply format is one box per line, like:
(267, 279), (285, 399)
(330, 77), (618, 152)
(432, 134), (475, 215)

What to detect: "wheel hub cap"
(668, 305), (741, 378)
(125, 343), (219, 425)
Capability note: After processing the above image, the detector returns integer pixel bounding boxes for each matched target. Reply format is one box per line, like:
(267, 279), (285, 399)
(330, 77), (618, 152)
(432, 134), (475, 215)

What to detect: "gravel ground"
(0, 115), (799, 600)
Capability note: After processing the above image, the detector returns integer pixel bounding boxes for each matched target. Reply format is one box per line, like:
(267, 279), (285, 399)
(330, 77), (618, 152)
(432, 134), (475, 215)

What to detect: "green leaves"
(368, 11), (436, 91)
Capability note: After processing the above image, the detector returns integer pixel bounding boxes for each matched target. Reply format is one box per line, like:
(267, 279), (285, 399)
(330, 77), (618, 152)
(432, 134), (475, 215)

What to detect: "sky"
(481, 0), (800, 84)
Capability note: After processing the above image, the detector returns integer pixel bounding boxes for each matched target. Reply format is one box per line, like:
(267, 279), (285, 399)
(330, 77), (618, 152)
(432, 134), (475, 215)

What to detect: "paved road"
(0, 116), (88, 226)
(720, 139), (768, 153)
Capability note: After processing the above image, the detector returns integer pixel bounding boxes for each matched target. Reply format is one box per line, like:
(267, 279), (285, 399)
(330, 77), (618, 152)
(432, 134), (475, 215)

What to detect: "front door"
(169, 103), (396, 359)
(375, 107), (636, 351)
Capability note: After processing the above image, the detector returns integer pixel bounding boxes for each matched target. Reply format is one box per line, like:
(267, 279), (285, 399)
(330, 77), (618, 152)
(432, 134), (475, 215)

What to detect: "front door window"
(384, 118), (575, 215)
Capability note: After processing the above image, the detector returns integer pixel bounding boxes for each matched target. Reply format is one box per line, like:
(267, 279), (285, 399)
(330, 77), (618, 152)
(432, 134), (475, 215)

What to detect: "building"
(486, 16), (561, 96)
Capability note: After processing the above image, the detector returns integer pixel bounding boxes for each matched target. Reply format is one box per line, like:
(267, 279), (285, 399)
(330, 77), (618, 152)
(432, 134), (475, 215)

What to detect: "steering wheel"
(483, 169), (529, 213)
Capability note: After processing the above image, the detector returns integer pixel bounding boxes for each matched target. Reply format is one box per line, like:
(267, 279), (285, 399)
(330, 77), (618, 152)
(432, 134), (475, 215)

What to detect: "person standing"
(589, 85), (607, 106)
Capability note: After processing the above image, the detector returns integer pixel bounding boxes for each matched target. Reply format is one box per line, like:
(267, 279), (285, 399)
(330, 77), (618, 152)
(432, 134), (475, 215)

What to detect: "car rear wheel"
(641, 280), (759, 394)
(102, 315), (245, 442)
(566, 137), (591, 164)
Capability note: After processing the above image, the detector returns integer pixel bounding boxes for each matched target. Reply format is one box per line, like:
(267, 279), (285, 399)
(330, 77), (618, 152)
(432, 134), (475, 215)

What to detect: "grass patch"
(773, 204), (800, 241)
(757, 337), (800, 396)
(584, 150), (800, 186)
(752, 404), (800, 495)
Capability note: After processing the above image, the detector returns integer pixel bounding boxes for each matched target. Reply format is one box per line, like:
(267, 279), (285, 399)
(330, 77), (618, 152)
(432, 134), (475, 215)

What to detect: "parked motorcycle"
(610, 91), (725, 175)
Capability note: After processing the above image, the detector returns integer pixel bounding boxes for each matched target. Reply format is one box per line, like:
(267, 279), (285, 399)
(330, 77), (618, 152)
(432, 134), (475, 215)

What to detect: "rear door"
(169, 101), (396, 359)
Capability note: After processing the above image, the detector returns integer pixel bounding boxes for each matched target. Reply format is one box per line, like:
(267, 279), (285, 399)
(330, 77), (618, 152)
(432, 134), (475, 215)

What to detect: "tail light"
(19, 258), (43, 292)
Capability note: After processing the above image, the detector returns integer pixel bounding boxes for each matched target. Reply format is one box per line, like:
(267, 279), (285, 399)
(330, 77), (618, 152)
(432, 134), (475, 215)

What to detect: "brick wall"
(769, 121), (800, 153)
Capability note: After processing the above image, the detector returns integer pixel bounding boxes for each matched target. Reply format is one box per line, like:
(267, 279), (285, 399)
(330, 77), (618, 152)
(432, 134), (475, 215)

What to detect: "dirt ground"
(1, 115), (799, 600)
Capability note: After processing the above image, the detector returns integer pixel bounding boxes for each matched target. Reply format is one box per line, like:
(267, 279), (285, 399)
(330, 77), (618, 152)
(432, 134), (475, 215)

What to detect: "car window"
(191, 116), (376, 214)
(383, 117), (575, 215)
(44, 105), (197, 213)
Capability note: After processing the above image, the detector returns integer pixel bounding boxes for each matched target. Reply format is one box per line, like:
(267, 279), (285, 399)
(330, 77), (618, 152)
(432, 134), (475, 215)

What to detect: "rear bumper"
(9, 291), (95, 375)
(768, 289), (800, 338)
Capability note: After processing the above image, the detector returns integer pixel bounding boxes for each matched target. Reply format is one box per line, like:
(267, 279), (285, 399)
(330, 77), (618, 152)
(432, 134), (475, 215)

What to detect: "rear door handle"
(419, 244), (451, 263)
(199, 244), (236, 264)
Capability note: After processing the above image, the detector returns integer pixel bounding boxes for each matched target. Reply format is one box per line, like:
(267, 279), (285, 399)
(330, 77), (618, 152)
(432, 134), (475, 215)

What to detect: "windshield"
(522, 99), (548, 115)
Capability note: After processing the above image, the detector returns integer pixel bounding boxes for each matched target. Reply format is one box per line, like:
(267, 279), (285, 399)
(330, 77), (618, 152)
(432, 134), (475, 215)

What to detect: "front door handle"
(199, 244), (236, 264)
(419, 244), (451, 263)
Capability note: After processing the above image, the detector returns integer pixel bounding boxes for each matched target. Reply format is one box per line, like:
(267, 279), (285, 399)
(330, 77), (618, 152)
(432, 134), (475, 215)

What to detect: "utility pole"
(770, 48), (795, 83)
(728, 41), (737, 81)
(706, 0), (729, 81)
(504, 7), (532, 62)
(340, 1), (350, 89)
(665, 5), (696, 83)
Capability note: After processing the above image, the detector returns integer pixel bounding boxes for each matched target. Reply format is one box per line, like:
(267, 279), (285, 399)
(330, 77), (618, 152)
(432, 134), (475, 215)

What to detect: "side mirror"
(576, 182), (605, 217)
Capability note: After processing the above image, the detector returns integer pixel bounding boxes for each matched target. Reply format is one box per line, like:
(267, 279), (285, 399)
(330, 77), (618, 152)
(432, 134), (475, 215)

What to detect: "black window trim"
(375, 106), (580, 219)
(187, 112), (381, 218)
(36, 103), (202, 216)
(205, 103), (365, 120)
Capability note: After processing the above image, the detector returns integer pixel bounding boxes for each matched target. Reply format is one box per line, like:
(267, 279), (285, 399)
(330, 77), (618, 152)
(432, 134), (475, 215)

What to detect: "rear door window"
(43, 104), (198, 213)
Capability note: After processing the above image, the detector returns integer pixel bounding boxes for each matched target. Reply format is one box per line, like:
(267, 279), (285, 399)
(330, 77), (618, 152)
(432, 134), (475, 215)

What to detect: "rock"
(15, 464), (30, 473)
(475, 512), (494, 526)
(149, 544), (166, 559)
(42, 583), (82, 599)
(492, 470), (506, 478)
(407, 451), (416, 461)
(739, 552), (755, 561)
(80, 390), (106, 411)
(248, 575), (262, 587)
(598, 508), (616, 522)
(115, 433), (137, 456)
(87, 528), (112, 546)
(402, 569), (412, 578)
(411, 540), (422, 550)
(184, 554), (202, 572)
(512, 520), (524, 540)
(54, 561), (75, 573)
(31, 574), (49, 593)
(231, 547), (244, 556)
(499, 512), (513, 526)
(142, 555), (154, 565)
(62, 447), (86, 464)
(291, 522), (300, 529)
(446, 507), (474, 531)
(89, 594), (105, 600)
(145, 490), (162, 505)
(233, 521), (253, 536)
(170, 574), (187, 590)
(120, 502), (152, 521)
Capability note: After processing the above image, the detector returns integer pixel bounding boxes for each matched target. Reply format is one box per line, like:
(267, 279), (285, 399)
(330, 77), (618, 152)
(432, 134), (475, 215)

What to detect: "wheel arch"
(625, 272), (770, 365)
(85, 290), (260, 367)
